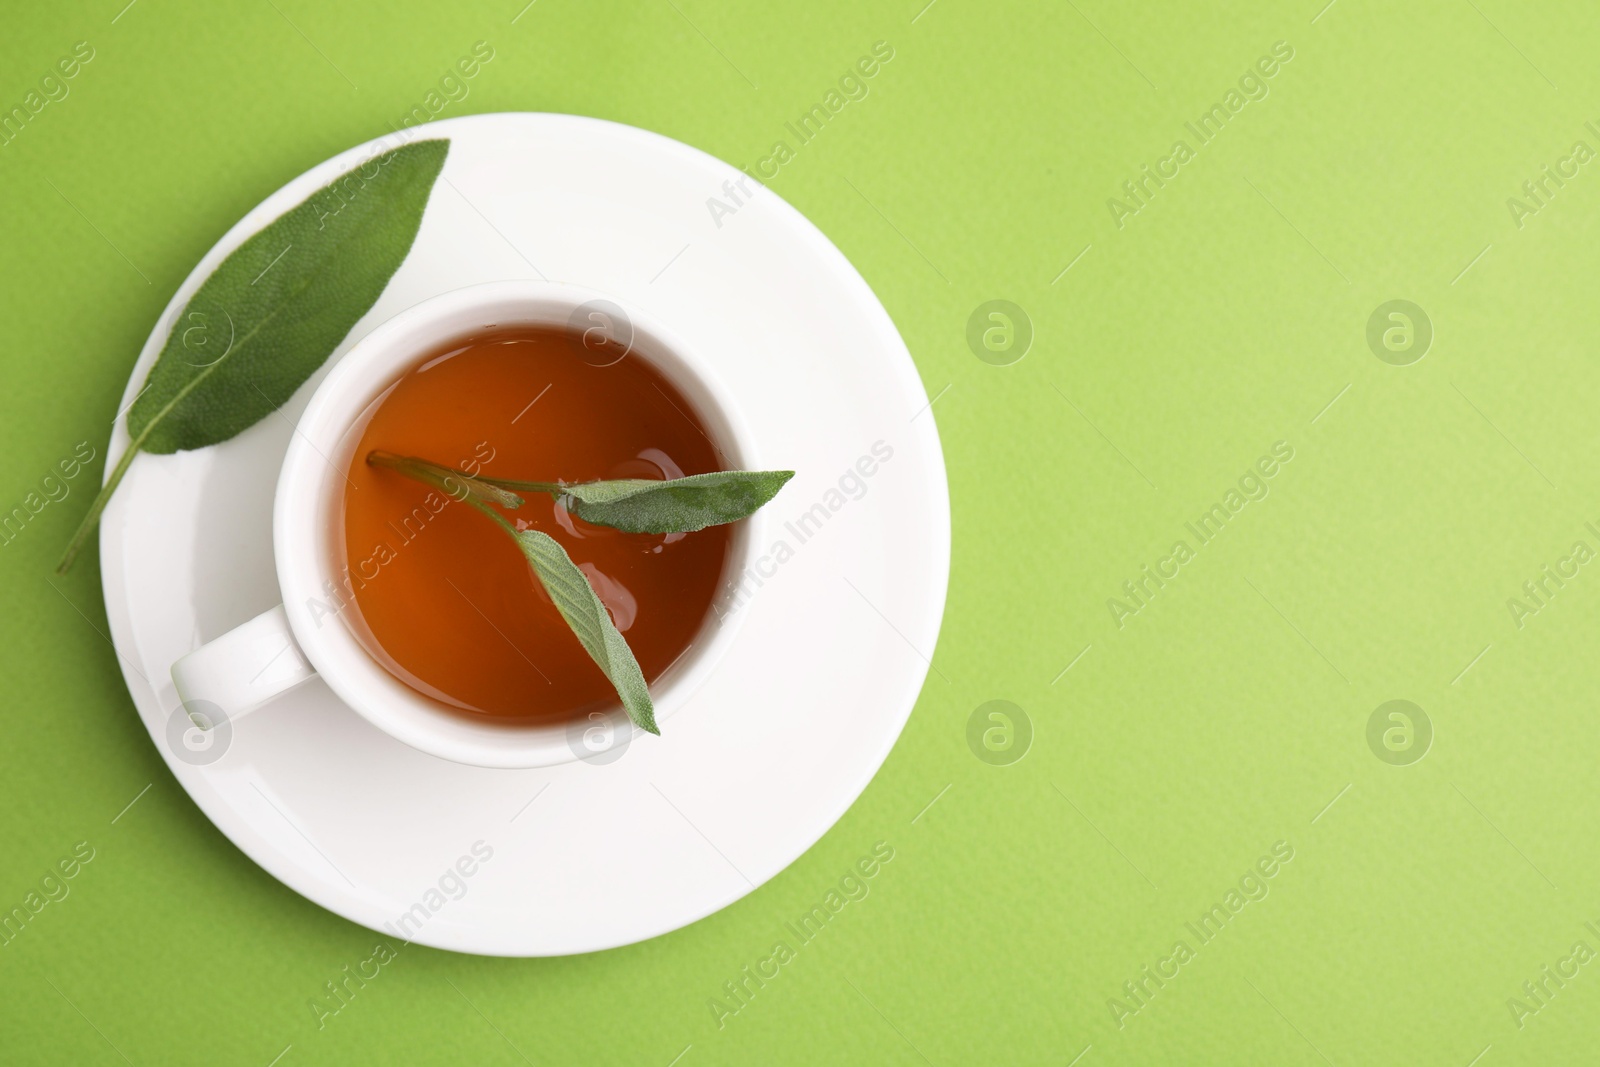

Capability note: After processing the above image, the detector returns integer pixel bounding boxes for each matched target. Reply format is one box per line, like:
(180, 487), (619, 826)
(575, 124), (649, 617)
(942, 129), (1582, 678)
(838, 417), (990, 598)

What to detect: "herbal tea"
(339, 325), (733, 724)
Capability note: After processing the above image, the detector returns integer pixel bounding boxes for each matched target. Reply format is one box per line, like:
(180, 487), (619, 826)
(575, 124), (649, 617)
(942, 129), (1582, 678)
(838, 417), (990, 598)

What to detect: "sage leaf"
(489, 469), (796, 533)
(57, 138), (450, 574)
(504, 526), (657, 734)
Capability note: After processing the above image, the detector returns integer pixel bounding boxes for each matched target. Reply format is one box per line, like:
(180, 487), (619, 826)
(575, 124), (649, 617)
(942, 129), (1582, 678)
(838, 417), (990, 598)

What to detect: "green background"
(2, 0), (1597, 1062)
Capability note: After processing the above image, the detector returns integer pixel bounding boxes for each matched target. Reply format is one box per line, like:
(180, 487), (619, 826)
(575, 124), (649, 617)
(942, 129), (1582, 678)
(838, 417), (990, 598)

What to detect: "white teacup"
(171, 281), (761, 769)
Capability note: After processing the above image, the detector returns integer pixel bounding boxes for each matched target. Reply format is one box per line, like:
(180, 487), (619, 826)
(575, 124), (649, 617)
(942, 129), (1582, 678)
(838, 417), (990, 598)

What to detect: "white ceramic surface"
(99, 112), (950, 956)
(171, 280), (765, 769)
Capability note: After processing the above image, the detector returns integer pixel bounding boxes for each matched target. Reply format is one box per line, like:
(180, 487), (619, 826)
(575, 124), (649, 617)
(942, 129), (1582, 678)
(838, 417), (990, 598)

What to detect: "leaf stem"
(55, 440), (142, 575)
(472, 475), (565, 495)
(463, 494), (519, 534)
(366, 450), (523, 508)
(369, 451), (525, 534)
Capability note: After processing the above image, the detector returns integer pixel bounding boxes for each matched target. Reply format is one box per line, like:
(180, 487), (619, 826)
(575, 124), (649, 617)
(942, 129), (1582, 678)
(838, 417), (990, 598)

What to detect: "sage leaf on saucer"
(480, 469), (796, 533)
(57, 138), (451, 574)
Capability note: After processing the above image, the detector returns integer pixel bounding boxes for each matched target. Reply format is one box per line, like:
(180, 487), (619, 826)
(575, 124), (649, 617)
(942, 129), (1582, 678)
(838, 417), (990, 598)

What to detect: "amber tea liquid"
(339, 325), (732, 724)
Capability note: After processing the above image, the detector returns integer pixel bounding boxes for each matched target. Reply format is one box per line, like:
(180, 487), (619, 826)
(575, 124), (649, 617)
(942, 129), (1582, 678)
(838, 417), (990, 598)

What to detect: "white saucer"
(97, 113), (950, 956)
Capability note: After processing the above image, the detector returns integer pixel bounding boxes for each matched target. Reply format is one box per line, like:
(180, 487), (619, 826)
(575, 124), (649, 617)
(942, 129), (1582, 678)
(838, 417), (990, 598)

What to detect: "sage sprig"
(57, 138), (451, 574)
(368, 451), (794, 733)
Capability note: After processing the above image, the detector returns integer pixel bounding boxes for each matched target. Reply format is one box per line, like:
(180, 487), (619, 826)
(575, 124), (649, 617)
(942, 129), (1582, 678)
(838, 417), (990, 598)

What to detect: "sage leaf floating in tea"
(504, 525), (658, 735)
(478, 469), (796, 534)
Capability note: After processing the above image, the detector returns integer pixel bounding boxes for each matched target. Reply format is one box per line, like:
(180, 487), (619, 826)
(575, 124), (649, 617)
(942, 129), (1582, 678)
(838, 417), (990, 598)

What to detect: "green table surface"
(4, 0), (1599, 1063)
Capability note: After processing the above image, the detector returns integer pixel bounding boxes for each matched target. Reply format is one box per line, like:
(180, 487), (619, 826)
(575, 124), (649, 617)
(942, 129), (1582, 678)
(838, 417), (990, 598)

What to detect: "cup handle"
(171, 605), (317, 720)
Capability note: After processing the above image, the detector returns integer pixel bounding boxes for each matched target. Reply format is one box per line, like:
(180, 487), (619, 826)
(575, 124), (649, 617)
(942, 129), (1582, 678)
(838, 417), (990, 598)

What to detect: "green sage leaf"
(496, 469), (796, 533)
(58, 138), (449, 573)
(506, 526), (657, 735)
(130, 139), (449, 451)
